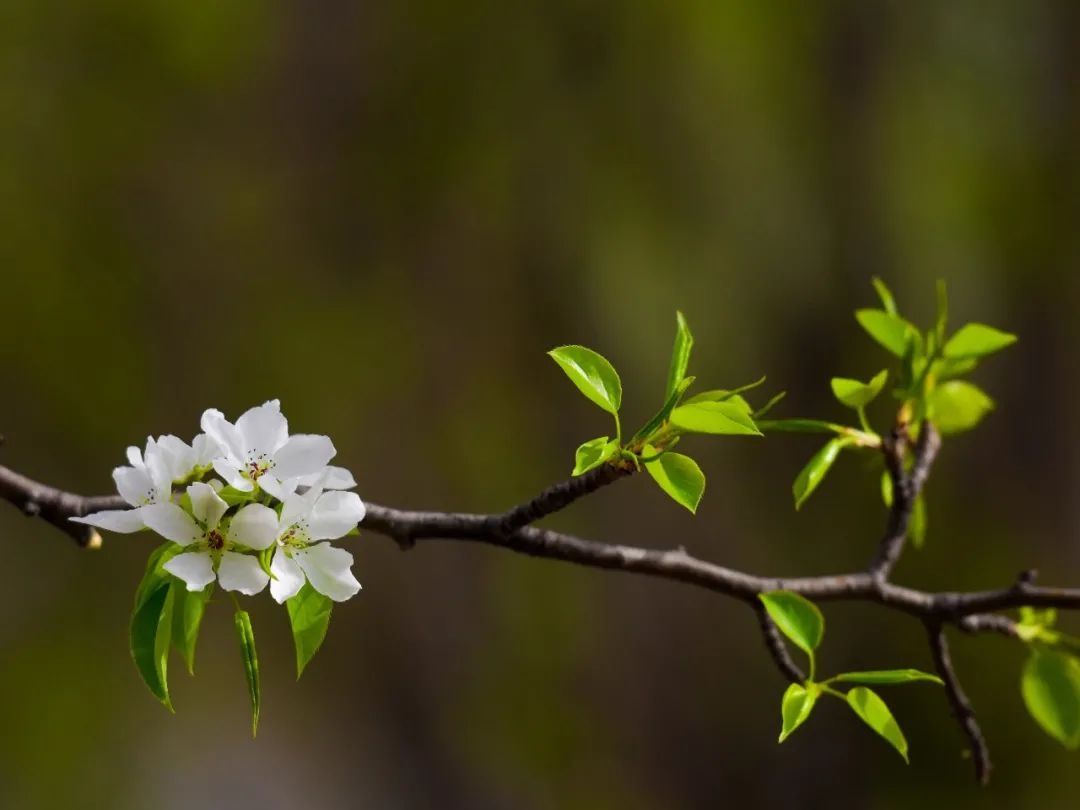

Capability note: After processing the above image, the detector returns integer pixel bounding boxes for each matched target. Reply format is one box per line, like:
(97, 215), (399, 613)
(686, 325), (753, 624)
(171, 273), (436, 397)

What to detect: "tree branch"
(926, 622), (992, 786)
(0, 451), (1075, 785)
(868, 422), (941, 581)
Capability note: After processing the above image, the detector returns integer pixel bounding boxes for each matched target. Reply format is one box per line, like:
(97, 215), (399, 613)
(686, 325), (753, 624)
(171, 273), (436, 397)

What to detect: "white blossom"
(143, 482), (278, 595)
(200, 400), (337, 500)
(269, 482), (365, 603)
(71, 433), (220, 534)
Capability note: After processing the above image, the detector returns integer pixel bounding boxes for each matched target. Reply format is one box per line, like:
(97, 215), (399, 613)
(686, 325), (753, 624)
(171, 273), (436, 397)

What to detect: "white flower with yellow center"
(268, 483), (366, 603)
(200, 400), (336, 500)
(142, 482), (278, 595)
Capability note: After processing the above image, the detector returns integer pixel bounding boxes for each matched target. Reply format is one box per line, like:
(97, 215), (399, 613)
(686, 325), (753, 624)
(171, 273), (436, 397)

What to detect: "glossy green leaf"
(910, 494), (927, 549)
(830, 370), (888, 409)
(287, 583), (335, 679)
(1021, 650), (1080, 749)
(779, 683), (818, 743)
(683, 376), (767, 406)
(235, 609), (261, 737)
(831, 669), (943, 686)
(171, 580), (214, 676)
(793, 438), (852, 510)
(759, 591), (824, 657)
(855, 309), (919, 357)
(130, 543), (184, 709)
(130, 581), (175, 710)
(643, 444), (705, 513)
(670, 400), (761, 436)
(665, 311), (694, 399)
(935, 356), (978, 380)
(928, 381), (994, 434)
(216, 485), (256, 507)
(944, 323), (1017, 359)
(573, 436), (619, 476)
(548, 345), (623, 415)
(871, 277), (898, 315)
(846, 687), (909, 762)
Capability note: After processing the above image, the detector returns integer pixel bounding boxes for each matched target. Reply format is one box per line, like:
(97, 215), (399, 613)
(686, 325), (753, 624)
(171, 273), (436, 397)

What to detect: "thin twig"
(926, 622), (992, 786)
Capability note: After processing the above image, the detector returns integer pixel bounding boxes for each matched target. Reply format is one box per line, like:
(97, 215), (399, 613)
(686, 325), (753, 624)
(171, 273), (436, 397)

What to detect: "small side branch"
(486, 462), (633, 535)
(926, 622), (992, 786)
(755, 603), (805, 683)
(0, 462), (121, 547)
(869, 422), (941, 581)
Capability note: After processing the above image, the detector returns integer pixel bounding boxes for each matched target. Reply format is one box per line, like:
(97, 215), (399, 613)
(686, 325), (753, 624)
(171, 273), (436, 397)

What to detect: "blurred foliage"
(0, 0), (1078, 808)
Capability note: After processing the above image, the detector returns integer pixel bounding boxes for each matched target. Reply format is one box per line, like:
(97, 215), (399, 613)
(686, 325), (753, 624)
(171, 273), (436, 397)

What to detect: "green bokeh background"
(1, 1), (1078, 807)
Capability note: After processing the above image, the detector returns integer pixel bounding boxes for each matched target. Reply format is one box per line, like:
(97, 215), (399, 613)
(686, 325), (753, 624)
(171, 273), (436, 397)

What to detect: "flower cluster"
(72, 400), (364, 603)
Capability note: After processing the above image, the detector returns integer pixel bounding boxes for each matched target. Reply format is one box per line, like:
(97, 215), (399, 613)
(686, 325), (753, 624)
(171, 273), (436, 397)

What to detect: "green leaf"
(759, 591), (824, 657)
(792, 438), (852, 510)
(757, 419), (849, 436)
(928, 381), (994, 434)
(1017, 607), (1058, 643)
(669, 400), (762, 436)
(880, 470), (894, 507)
(934, 356), (978, 380)
(286, 583), (335, 679)
(665, 311), (693, 399)
(871, 277), (898, 316)
(572, 436), (619, 476)
(934, 279), (949, 344)
(130, 543), (183, 709)
(1021, 650), (1080, 749)
(944, 323), (1017, 359)
(548, 345), (623, 415)
(171, 581), (214, 676)
(130, 581), (175, 710)
(846, 686), (909, 762)
(753, 391), (787, 419)
(779, 683), (818, 743)
(831, 669), (943, 686)
(234, 609), (261, 737)
(855, 309), (919, 357)
(830, 370), (888, 409)
(683, 376), (767, 406)
(910, 494), (927, 549)
(643, 444), (705, 513)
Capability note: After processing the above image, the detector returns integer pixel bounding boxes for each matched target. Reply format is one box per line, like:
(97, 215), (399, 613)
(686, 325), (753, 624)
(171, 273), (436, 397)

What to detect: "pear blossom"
(268, 482), (366, 603)
(71, 433), (220, 534)
(201, 400), (337, 500)
(142, 482), (278, 595)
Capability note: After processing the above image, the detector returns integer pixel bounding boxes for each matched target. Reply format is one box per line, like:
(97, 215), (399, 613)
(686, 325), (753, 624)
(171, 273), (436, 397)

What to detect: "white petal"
(295, 466), (356, 491)
(257, 474), (293, 501)
(200, 408), (245, 460)
(142, 437), (175, 495)
(236, 400), (289, 455)
(125, 445), (143, 468)
(163, 551), (216, 591)
(217, 551), (269, 595)
(187, 482), (228, 529)
(279, 486), (320, 531)
(212, 458), (252, 491)
(113, 465), (156, 507)
(157, 435), (196, 481)
(141, 503), (202, 545)
(228, 503), (278, 550)
(294, 542), (361, 602)
(269, 547), (305, 604)
(70, 508), (145, 533)
(308, 491), (366, 540)
(272, 434), (336, 481)
(191, 433), (222, 467)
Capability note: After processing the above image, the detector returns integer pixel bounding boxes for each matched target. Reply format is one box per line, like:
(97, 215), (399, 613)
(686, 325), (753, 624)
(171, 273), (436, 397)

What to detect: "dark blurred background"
(1, 1), (1078, 807)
